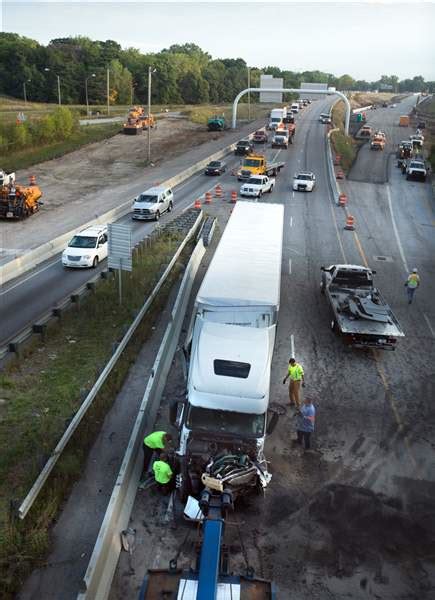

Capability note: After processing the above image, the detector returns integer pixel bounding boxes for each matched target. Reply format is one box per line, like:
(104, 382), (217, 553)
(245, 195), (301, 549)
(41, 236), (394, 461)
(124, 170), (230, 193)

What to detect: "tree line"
(0, 33), (433, 106)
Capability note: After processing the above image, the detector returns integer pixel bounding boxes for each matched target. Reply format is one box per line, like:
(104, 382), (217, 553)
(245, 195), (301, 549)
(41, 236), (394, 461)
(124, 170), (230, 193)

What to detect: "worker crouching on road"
(143, 430), (172, 472)
(152, 452), (174, 495)
(283, 357), (305, 408)
(295, 397), (316, 451)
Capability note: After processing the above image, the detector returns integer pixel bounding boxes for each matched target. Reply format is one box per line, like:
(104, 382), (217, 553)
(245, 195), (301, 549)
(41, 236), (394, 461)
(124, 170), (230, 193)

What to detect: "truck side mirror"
(266, 411), (279, 435)
(320, 266), (325, 271)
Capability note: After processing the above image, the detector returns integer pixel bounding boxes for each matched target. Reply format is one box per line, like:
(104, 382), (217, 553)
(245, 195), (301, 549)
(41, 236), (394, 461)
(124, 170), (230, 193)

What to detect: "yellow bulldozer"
(0, 175), (43, 219)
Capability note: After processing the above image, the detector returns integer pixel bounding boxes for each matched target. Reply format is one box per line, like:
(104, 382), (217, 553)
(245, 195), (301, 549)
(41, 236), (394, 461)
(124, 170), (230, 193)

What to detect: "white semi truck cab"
(172, 202), (284, 502)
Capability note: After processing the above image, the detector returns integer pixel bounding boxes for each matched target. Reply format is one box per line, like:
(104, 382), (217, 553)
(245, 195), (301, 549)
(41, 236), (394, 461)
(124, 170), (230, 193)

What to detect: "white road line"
(292, 191), (295, 199)
(423, 313), (435, 338)
(0, 257), (60, 296)
(290, 216), (293, 227)
(272, 149), (281, 162)
(288, 259), (292, 275)
(386, 184), (409, 274)
(290, 334), (295, 359)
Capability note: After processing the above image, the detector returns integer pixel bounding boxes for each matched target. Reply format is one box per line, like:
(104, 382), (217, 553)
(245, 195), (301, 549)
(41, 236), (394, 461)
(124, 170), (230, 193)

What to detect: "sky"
(2, 1), (435, 81)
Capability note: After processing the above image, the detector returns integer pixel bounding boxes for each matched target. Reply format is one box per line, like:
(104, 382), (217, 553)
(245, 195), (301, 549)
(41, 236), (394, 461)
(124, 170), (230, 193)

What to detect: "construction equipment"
(207, 115), (225, 131)
(123, 116), (143, 135)
(399, 115), (410, 127)
(139, 490), (276, 599)
(123, 106), (155, 134)
(0, 175), (43, 219)
(0, 169), (15, 187)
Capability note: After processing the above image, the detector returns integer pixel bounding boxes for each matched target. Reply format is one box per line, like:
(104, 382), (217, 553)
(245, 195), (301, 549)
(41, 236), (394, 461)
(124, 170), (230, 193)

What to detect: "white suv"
(62, 225), (108, 268)
(132, 186), (174, 221)
(293, 172), (316, 192)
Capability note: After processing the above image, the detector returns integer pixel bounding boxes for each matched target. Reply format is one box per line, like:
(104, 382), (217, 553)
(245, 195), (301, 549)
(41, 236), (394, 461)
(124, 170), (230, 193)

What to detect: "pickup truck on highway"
(320, 264), (404, 350)
(237, 153), (285, 181)
(235, 140), (254, 156)
(253, 130), (268, 143)
(370, 132), (386, 151)
(405, 159), (427, 181)
(240, 175), (275, 197)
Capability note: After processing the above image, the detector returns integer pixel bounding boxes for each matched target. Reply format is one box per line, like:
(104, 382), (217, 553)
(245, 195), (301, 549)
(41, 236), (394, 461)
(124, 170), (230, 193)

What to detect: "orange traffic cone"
(230, 191), (237, 204)
(215, 184), (223, 198)
(344, 214), (355, 230)
(336, 170), (344, 180)
(334, 154), (341, 165)
(194, 198), (201, 209)
(204, 191), (212, 205)
(29, 175), (36, 186)
(338, 193), (348, 207)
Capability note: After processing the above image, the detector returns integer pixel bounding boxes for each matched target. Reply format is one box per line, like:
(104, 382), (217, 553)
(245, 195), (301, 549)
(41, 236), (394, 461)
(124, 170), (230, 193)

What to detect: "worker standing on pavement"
(152, 452), (173, 494)
(143, 431), (172, 471)
(295, 397), (316, 451)
(282, 357), (305, 408)
(405, 268), (420, 304)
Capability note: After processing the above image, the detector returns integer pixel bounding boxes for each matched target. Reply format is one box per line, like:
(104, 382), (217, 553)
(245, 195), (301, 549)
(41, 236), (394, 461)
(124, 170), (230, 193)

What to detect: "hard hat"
(412, 268), (418, 273)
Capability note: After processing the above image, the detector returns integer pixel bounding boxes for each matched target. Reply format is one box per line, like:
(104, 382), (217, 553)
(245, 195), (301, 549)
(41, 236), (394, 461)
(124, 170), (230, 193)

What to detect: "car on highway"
(62, 225), (108, 269)
(132, 186), (173, 221)
(240, 175), (275, 197)
(235, 140), (254, 156)
(204, 160), (227, 176)
(293, 172), (316, 192)
(253, 130), (268, 143)
(319, 113), (332, 124)
(410, 134), (424, 148)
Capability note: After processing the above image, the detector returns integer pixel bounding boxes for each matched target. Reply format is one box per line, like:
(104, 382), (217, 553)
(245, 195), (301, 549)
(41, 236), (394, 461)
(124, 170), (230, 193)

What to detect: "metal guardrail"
(77, 238), (206, 600)
(18, 210), (203, 519)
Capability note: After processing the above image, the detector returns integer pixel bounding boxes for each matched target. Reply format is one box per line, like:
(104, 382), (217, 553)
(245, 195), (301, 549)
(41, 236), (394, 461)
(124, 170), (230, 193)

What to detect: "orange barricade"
(334, 154), (341, 165)
(194, 198), (201, 209)
(338, 193), (348, 207)
(215, 184), (223, 198)
(205, 191), (212, 204)
(336, 169), (344, 180)
(230, 191), (237, 204)
(345, 214), (355, 230)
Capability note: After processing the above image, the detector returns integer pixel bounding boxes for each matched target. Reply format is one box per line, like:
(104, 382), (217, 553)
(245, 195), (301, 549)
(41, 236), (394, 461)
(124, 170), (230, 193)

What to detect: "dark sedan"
(205, 160), (227, 175)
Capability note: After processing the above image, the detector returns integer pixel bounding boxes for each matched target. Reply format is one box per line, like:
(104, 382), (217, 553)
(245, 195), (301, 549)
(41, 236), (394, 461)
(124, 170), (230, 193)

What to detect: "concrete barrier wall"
(77, 239), (206, 600)
(1, 133), (250, 286)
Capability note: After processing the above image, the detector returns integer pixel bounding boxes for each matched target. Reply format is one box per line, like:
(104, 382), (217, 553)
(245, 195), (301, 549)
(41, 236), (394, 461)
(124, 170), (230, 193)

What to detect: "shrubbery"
(0, 106), (79, 152)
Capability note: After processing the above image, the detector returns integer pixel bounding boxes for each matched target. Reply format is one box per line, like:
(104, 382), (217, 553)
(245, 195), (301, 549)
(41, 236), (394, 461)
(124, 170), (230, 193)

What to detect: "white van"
(132, 186), (174, 221)
(291, 103), (299, 114)
(62, 225), (108, 269)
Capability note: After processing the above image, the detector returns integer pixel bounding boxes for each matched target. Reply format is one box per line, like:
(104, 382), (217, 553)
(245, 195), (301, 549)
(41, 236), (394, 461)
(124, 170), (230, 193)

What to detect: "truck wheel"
(155, 211), (160, 221)
(320, 281), (325, 294)
(92, 256), (99, 268)
(259, 191), (263, 197)
(168, 202), (173, 212)
(331, 319), (337, 333)
(269, 185), (274, 193)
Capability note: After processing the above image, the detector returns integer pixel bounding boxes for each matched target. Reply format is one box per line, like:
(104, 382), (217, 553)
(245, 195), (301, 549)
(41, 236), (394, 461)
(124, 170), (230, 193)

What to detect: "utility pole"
(147, 66), (156, 164)
(85, 73), (96, 117)
(23, 80), (29, 105)
(57, 75), (61, 106)
(247, 67), (251, 121)
(107, 68), (110, 116)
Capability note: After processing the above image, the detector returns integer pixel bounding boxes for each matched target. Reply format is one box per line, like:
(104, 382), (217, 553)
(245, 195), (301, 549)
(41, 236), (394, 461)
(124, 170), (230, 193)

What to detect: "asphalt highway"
(113, 94), (435, 598)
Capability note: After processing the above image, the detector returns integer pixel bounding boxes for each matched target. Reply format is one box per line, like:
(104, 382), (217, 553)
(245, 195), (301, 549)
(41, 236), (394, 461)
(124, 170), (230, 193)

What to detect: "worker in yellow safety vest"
(152, 452), (173, 494)
(143, 430), (172, 472)
(405, 268), (420, 304)
(283, 357), (305, 409)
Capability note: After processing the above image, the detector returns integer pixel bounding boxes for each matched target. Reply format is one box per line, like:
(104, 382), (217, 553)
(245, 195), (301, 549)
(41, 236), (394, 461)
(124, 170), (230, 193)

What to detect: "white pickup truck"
(406, 159), (427, 181)
(240, 175), (275, 197)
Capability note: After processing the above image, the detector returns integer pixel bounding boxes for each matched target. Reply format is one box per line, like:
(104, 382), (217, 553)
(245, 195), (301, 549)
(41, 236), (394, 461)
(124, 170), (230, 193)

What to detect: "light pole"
(107, 68), (110, 116)
(247, 67), (251, 121)
(85, 73), (96, 117)
(147, 66), (156, 164)
(23, 79), (31, 105)
(130, 82), (136, 106)
(44, 68), (61, 105)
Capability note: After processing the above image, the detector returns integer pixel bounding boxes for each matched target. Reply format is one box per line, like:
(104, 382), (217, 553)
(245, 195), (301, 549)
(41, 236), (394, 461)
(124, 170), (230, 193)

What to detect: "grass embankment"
(331, 100), (358, 172)
(0, 123), (121, 172)
(0, 232), (191, 598)
(181, 103), (270, 125)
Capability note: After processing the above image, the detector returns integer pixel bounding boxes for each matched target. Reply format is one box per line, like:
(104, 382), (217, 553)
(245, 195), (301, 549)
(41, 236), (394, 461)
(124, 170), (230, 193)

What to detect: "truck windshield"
(243, 159), (262, 167)
(247, 178), (262, 185)
(137, 194), (158, 203)
(333, 271), (371, 288)
(68, 236), (97, 249)
(187, 405), (265, 437)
